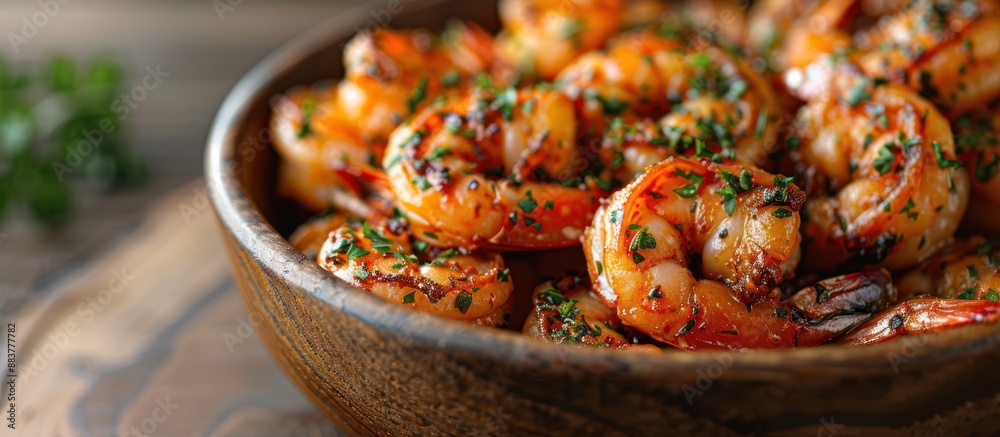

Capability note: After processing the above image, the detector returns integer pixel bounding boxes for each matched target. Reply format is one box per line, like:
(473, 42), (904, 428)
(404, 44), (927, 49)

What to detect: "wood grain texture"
(204, 0), (1000, 435)
(11, 182), (339, 436)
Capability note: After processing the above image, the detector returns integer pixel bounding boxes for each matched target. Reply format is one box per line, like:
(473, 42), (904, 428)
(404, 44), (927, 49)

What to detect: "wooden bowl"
(205, 1), (1000, 434)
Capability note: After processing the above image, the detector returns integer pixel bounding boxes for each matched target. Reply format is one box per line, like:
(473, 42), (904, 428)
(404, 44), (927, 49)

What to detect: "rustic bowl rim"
(205, 0), (1000, 375)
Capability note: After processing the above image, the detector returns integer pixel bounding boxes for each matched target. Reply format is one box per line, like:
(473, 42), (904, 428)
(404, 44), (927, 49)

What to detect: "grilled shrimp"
(317, 219), (513, 326)
(383, 85), (608, 251)
(271, 85), (385, 212)
(777, 0), (1000, 113)
(496, 0), (624, 80)
(954, 106), (1000, 234)
(290, 214), (350, 262)
(790, 73), (969, 272)
(838, 236), (1000, 344)
(523, 272), (660, 351)
(340, 23), (499, 142)
(272, 85), (381, 171)
(854, 0), (1000, 118)
(584, 157), (896, 349)
(556, 28), (782, 172)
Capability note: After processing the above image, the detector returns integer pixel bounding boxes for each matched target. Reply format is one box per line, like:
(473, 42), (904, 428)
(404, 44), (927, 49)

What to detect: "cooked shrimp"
(523, 272), (660, 351)
(277, 161), (363, 213)
(954, 106), (1000, 234)
(838, 236), (1000, 344)
(271, 85), (381, 171)
(340, 24), (499, 142)
(685, 0), (750, 46)
(556, 28), (782, 171)
(584, 157), (896, 349)
(317, 219), (513, 326)
(789, 73), (969, 272)
(855, 0), (1000, 118)
(748, 0), (824, 65)
(383, 85), (608, 250)
(777, 0), (1000, 113)
(496, 0), (624, 80)
(289, 214), (349, 262)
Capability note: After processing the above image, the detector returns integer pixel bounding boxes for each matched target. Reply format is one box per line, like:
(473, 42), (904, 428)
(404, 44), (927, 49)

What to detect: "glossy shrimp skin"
(270, 85), (382, 212)
(776, 0), (1000, 114)
(340, 24), (499, 142)
(556, 28), (783, 170)
(854, 0), (1000, 118)
(271, 85), (380, 171)
(317, 220), (513, 327)
(383, 86), (607, 251)
(523, 272), (659, 352)
(497, 0), (624, 80)
(584, 157), (896, 349)
(954, 107), (1000, 234)
(790, 75), (969, 272)
(838, 237), (1000, 345)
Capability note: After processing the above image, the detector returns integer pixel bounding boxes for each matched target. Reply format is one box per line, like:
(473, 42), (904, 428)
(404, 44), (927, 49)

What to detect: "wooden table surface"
(11, 183), (341, 436)
(1, 1), (379, 435)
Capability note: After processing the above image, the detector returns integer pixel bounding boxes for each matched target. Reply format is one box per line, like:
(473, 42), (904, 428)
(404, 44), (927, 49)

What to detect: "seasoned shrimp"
(954, 106), (1000, 234)
(523, 272), (659, 351)
(383, 85), (608, 250)
(584, 157), (896, 349)
(777, 0), (1000, 113)
(271, 85), (385, 212)
(271, 85), (381, 171)
(556, 28), (783, 171)
(854, 0), (1000, 117)
(748, 0), (825, 65)
(289, 213), (349, 262)
(496, 0), (624, 80)
(340, 24), (500, 142)
(838, 236), (1000, 344)
(317, 220), (513, 326)
(789, 73), (969, 272)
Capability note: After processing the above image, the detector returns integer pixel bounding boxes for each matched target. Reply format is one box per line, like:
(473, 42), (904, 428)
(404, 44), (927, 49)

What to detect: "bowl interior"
(206, 0), (1000, 379)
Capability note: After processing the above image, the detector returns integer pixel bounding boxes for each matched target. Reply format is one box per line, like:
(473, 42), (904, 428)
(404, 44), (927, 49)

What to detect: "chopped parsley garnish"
(407, 75), (429, 114)
(362, 223), (395, 253)
(987, 289), (999, 302)
(297, 98), (316, 138)
(872, 143), (896, 175)
(455, 291), (473, 314)
(842, 83), (871, 107)
(672, 169), (704, 198)
(355, 265), (370, 280)
(772, 208), (793, 219)
(347, 244), (371, 260)
(932, 141), (963, 169)
(403, 292), (416, 304)
(518, 190), (538, 213)
(441, 70), (460, 88)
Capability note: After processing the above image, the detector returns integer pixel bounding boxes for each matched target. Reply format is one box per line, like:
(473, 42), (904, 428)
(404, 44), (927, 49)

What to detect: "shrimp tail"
(785, 269), (897, 346)
(836, 298), (1000, 346)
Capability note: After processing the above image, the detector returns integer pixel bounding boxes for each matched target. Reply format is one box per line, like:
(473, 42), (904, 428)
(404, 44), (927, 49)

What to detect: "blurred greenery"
(0, 54), (148, 227)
